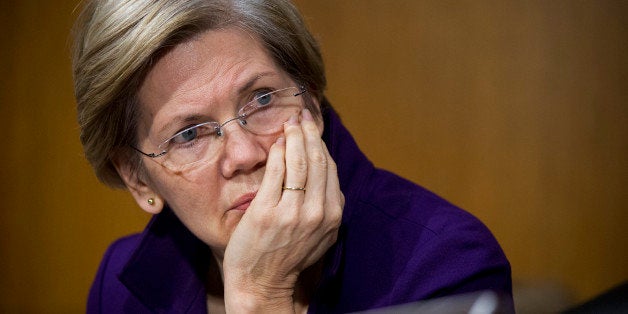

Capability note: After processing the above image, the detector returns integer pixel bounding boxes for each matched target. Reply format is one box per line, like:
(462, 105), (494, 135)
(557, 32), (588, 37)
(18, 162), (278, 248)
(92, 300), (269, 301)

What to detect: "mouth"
(229, 191), (257, 211)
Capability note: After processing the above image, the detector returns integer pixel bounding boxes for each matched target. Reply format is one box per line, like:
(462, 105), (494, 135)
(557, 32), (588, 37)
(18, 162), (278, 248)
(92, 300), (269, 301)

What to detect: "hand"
(223, 109), (344, 312)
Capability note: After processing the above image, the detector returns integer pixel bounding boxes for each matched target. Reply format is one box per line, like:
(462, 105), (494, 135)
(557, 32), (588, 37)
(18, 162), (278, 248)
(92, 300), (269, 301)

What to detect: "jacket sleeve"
(395, 203), (514, 311)
(361, 169), (514, 311)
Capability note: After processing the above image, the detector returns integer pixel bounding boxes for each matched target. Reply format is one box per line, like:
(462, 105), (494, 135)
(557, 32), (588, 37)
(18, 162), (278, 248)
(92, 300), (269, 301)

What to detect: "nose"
(218, 119), (268, 178)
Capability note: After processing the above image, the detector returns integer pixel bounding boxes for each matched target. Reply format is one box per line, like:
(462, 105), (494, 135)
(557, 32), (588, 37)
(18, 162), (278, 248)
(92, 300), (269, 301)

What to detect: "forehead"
(137, 27), (286, 138)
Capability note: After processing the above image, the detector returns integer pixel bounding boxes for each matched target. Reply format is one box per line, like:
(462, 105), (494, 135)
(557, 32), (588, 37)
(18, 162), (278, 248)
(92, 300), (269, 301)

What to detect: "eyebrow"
(155, 72), (279, 139)
(237, 72), (276, 94)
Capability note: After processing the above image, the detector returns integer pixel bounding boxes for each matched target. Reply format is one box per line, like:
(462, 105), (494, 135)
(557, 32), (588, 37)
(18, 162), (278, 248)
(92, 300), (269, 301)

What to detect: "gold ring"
(282, 186), (306, 191)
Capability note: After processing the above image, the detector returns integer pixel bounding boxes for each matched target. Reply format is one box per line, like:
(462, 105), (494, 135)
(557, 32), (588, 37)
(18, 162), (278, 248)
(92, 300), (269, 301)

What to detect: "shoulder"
(356, 168), (489, 238)
(348, 168), (512, 299)
(87, 234), (149, 313)
(98, 234), (142, 271)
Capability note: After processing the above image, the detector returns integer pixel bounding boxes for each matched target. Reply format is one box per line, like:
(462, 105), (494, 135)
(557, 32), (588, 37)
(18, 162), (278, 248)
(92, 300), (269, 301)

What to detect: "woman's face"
(119, 28), (322, 256)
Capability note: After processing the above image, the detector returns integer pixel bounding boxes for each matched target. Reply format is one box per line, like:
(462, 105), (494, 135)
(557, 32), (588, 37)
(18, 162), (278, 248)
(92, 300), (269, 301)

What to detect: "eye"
(170, 122), (218, 145)
(254, 90), (273, 106)
(171, 126), (198, 144)
(159, 122), (219, 155)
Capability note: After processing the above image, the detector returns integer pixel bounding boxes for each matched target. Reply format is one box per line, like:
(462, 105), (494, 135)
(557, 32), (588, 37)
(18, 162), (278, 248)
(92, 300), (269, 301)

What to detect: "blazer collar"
(321, 103), (374, 223)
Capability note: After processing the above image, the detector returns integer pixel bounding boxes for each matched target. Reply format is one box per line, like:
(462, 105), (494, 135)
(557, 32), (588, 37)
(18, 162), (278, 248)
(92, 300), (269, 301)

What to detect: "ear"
(113, 155), (164, 215)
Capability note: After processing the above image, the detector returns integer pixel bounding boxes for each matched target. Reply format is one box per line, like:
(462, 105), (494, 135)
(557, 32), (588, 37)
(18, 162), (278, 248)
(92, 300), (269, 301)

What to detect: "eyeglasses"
(132, 86), (307, 171)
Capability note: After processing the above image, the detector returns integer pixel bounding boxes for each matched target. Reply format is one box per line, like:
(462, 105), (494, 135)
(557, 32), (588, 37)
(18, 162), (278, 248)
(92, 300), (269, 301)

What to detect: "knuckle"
(329, 197), (344, 227)
(307, 150), (327, 168)
(330, 231), (339, 243)
(250, 210), (274, 229)
(287, 155), (307, 173)
(339, 192), (346, 207)
(303, 208), (325, 227)
(276, 211), (299, 228)
(327, 158), (338, 172)
(265, 160), (284, 176)
(330, 208), (342, 228)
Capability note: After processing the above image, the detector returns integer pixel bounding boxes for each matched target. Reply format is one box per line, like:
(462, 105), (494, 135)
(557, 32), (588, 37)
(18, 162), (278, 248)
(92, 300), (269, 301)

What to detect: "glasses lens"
(154, 87), (305, 171)
(159, 122), (220, 171)
(240, 87), (304, 135)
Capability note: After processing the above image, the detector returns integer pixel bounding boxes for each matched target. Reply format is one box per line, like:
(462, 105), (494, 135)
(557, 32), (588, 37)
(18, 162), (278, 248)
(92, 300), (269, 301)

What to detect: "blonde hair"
(72, 0), (326, 188)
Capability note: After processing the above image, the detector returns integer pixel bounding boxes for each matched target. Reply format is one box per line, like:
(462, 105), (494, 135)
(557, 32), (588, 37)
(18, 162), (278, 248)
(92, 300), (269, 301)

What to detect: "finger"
(322, 142), (344, 227)
(255, 136), (286, 206)
(301, 109), (327, 212)
(282, 114), (308, 201)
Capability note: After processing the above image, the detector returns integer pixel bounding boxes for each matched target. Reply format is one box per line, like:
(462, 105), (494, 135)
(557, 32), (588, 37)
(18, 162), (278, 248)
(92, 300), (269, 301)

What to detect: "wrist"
(223, 269), (299, 313)
(224, 284), (294, 313)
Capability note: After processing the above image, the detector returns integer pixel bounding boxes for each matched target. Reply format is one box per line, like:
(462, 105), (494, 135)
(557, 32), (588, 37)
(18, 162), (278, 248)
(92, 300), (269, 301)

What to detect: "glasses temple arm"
(294, 86), (307, 96)
(130, 145), (167, 158)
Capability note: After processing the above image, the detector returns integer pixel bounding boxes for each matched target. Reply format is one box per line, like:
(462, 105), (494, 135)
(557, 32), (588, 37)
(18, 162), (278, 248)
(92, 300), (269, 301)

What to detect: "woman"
(73, 0), (513, 313)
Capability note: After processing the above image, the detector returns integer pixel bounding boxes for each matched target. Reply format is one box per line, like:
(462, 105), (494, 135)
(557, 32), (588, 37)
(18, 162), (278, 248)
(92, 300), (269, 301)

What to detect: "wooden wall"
(1, 0), (626, 312)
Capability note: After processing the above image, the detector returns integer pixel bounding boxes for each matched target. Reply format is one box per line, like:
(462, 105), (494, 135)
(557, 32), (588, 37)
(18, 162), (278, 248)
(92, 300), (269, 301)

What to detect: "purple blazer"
(87, 106), (513, 313)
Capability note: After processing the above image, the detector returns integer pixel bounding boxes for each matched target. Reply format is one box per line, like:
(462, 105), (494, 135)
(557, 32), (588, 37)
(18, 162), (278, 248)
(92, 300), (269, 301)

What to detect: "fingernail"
(302, 108), (314, 121)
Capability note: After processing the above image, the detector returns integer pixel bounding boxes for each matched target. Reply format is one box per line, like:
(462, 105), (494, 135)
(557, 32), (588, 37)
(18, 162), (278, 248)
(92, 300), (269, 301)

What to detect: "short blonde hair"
(72, 0), (326, 188)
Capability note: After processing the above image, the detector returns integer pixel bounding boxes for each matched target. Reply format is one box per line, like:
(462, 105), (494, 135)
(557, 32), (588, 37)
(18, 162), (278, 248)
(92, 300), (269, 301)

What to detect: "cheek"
(260, 133), (281, 148)
(142, 159), (221, 218)
(149, 165), (232, 245)
(154, 163), (222, 203)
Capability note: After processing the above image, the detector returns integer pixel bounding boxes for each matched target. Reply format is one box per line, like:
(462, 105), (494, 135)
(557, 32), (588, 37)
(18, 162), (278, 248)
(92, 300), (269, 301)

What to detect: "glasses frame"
(131, 86), (307, 163)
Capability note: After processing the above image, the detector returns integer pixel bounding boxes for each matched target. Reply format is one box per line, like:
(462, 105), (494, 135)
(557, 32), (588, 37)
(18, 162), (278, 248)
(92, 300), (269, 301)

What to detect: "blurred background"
(1, 0), (626, 312)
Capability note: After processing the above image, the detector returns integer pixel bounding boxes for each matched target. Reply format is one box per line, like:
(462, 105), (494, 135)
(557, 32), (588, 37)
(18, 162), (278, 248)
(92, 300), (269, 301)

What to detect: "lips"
(230, 191), (257, 211)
